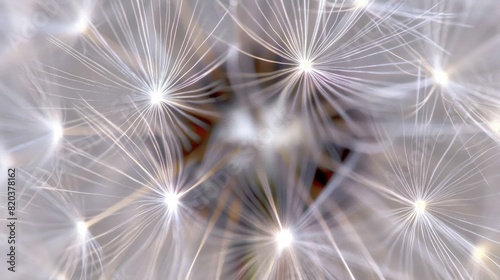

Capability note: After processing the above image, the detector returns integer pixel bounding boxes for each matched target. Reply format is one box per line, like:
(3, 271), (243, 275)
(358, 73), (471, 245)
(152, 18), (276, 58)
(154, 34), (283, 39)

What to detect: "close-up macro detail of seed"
(1, 0), (500, 279)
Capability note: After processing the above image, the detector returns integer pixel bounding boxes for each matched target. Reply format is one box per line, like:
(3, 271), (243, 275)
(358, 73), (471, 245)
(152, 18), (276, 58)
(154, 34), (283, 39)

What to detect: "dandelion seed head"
(433, 69), (449, 86)
(13, 0), (500, 278)
(164, 192), (180, 212)
(275, 229), (293, 250)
